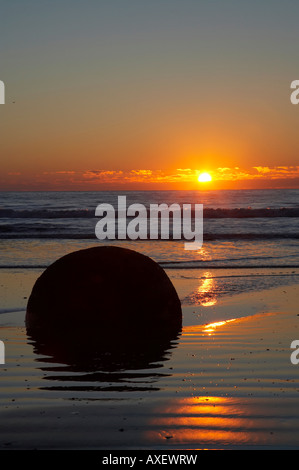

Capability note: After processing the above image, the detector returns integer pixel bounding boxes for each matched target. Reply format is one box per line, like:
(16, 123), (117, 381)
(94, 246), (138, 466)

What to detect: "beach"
(0, 189), (299, 450)
(1, 266), (299, 450)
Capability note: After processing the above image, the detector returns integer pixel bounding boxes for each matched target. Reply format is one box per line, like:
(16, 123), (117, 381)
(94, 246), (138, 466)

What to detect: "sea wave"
(160, 261), (299, 269)
(0, 232), (298, 240)
(1, 262), (299, 270)
(1, 207), (299, 219)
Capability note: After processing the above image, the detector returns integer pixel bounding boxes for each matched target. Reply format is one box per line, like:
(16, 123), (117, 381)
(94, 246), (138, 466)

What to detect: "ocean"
(1, 189), (299, 263)
(1, 189), (298, 316)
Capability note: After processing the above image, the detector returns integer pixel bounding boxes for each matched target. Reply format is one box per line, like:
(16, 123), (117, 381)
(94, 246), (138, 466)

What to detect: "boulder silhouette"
(26, 246), (182, 338)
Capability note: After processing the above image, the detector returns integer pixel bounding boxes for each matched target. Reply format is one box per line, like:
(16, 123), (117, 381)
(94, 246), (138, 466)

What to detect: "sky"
(0, 0), (299, 190)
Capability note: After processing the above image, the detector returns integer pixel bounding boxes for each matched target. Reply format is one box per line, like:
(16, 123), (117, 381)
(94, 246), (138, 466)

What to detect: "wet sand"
(0, 269), (299, 449)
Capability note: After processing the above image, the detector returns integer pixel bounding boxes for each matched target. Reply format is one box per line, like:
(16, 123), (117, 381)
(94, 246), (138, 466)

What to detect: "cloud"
(82, 170), (123, 180)
(130, 170), (152, 176)
(2, 166), (299, 190)
(252, 166), (299, 179)
(253, 166), (271, 173)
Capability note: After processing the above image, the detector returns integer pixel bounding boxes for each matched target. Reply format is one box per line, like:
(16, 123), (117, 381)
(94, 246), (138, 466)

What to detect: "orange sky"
(2, 166), (299, 191)
(1, 2), (299, 191)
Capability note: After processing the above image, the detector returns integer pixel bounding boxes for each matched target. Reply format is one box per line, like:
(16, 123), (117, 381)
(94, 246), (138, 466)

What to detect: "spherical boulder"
(26, 246), (182, 338)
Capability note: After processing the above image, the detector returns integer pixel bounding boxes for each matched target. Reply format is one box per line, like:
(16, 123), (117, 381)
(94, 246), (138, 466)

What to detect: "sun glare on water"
(198, 172), (212, 183)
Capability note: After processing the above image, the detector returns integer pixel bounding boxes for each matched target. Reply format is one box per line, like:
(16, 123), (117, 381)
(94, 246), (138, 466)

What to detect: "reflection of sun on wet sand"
(202, 319), (236, 334)
(196, 273), (217, 306)
(146, 396), (250, 446)
(144, 284), (299, 449)
(182, 271), (218, 307)
(1, 264), (299, 449)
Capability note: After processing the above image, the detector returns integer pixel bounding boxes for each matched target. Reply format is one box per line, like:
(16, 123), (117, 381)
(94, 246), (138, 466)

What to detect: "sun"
(198, 172), (212, 183)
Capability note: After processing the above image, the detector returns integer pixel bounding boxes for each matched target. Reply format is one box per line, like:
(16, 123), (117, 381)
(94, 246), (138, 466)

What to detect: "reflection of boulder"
(28, 326), (180, 377)
(26, 246), (182, 374)
(28, 334), (179, 393)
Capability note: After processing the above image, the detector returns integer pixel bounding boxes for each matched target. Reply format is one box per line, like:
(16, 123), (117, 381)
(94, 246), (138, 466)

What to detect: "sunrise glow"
(1, 3), (299, 191)
(198, 172), (212, 183)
